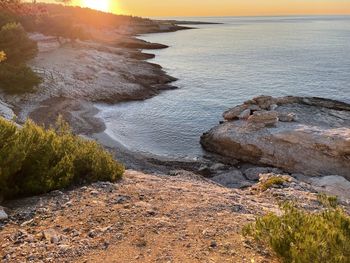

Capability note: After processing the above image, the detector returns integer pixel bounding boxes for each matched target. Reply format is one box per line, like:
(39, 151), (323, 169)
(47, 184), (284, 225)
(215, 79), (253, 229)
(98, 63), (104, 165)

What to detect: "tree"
(0, 22), (37, 64)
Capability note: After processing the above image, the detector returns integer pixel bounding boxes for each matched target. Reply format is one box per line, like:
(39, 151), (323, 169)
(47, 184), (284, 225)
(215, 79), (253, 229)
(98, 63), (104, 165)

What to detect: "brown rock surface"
(1, 170), (330, 263)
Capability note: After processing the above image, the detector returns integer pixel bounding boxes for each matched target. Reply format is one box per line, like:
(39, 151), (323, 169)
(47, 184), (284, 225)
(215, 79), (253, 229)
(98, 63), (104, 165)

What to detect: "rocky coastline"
(1, 17), (350, 263)
(200, 95), (350, 198)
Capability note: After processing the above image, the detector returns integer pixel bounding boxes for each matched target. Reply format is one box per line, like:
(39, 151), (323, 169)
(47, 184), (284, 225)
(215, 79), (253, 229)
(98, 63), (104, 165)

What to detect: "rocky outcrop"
(201, 96), (350, 179)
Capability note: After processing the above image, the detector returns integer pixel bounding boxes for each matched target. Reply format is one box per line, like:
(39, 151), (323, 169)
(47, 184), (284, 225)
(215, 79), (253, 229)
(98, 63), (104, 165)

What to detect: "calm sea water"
(97, 16), (350, 158)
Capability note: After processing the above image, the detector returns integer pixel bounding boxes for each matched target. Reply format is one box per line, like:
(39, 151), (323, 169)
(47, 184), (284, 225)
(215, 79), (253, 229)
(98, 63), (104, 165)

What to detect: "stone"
(223, 105), (248, 120)
(247, 110), (279, 127)
(201, 96), (350, 178)
(238, 109), (251, 120)
(210, 240), (217, 248)
(306, 175), (350, 200)
(211, 169), (247, 188)
(210, 163), (226, 171)
(198, 165), (212, 177)
(0, 207), (8, 221)
(269, 104), (278, 110)
(251, 95), (276, 110)
(42, 229), (60, 244)
(278, 112), (297, 122)
(247, 104), (262, 111)
(244, 167), (283, 181)
(114, 195), (130, 204)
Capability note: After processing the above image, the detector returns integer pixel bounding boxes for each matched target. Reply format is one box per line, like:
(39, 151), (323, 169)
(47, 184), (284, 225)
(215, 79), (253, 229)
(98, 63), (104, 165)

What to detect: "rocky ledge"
(201, 95), (350, 179)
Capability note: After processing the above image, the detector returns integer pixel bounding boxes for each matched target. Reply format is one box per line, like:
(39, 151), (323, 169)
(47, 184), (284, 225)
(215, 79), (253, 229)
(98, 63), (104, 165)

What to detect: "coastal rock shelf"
(200, 96), (350, 179)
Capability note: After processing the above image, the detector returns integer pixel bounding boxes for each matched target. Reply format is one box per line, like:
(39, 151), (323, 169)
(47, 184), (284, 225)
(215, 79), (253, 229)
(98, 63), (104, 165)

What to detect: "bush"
(260, 176), (288, 191)
(0, 21), (41, 93)
(243, 203), (350, 263)
(0, 117), (124, 199)
(0, 63), (41, 93)
(0, 22), (37, 65)
(317, 193), (338, 208)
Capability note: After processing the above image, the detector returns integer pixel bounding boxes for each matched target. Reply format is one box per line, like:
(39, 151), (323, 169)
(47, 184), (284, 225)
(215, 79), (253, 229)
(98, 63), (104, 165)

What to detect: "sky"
(51, 0), (350, 17)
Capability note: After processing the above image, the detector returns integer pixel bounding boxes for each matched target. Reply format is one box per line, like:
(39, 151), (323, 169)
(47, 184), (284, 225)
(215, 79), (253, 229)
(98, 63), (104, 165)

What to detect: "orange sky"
(55, 0), (350, 16)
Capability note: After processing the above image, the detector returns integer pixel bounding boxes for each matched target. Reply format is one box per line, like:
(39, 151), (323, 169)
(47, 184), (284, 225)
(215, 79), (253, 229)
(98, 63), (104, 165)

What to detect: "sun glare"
(80, 0), (110, 12)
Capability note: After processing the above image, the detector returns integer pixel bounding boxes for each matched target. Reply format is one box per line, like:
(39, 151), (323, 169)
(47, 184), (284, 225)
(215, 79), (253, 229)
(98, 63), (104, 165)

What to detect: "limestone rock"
(223, 105), (248, 120)
(201, 96), (350, 179)
(247, 110), (279, 127)
(210, 163), (226, 171)
(278, 112), (297, 122)
(244, 167), (283, 181)
(238, 109), (251, 120)
(249, 95), (276, 110)
(211, 169), (247, 188)
(298, 175), (350, 200)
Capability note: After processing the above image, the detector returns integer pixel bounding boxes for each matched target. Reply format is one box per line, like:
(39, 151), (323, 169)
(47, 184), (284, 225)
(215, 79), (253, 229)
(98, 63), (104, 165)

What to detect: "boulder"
(296, 175), (350, 200)
(211, 169), (247, 188)
(249, 95), (276, 110)
(278, 112), (297, 122)
(247, 110), (279, 127)
(201, 96), (350, 179)
(223, 105), (248, 120)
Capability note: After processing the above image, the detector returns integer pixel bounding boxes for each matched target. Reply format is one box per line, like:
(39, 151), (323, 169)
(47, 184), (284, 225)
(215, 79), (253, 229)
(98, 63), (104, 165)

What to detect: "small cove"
(96, 16), (350, 159)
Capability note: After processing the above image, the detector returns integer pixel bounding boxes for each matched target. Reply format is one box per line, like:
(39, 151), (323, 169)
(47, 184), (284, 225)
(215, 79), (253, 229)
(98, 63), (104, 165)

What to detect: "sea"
(96, 16), (350, 159)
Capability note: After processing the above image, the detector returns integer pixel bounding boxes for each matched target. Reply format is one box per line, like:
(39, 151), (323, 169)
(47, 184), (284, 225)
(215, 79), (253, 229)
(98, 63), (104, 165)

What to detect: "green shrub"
(317, 193), (338, 208)
(0, 22), (37, 65)
(260, 176), (288, 191)
(0, 21), (41, 93)
(0, 63), (41, 93)
(243, 203), (350, 263)
(0, 117), (124, 199)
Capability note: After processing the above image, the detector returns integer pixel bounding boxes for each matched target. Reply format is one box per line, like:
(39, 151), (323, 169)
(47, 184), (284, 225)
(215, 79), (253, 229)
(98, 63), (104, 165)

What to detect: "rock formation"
(201, 96), (350, 179)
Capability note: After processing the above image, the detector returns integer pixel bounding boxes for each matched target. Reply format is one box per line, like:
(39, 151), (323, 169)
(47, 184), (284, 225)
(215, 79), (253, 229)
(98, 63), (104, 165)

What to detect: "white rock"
(0, 207), (8, 221)
(309, 175), (350, 200)
(238, 109), (251, 120)
(279, 112), (297, 122)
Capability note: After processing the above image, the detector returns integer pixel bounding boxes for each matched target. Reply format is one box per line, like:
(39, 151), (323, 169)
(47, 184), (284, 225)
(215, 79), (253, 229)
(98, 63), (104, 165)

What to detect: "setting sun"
(79, 0), (110, 12)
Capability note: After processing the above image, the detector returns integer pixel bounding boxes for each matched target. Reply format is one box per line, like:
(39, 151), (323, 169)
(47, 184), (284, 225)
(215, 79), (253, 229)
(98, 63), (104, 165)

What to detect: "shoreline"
(0, 20), (213, 172)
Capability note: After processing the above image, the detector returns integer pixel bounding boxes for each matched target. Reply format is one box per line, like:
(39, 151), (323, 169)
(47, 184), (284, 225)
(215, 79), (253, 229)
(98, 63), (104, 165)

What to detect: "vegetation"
(260, 176), (288, 191)
(317, 193), (338, 208)
(0, 117), (124, 200)
(0, 22), (37, 64)
(0, 63), (41, 93)
(243, 202), (350, 263)
(0, 20), (40, 93)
